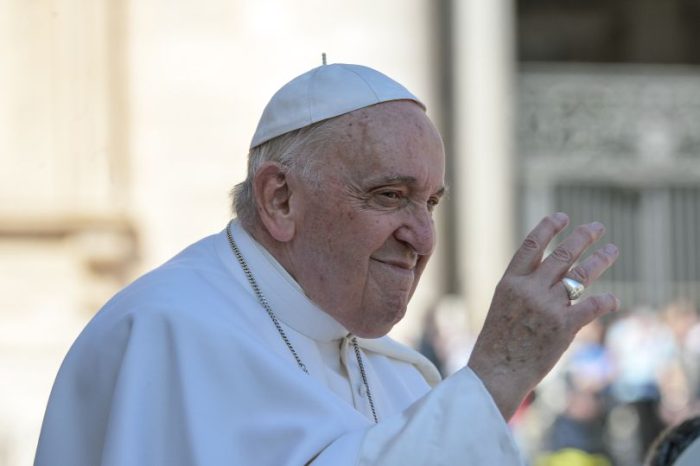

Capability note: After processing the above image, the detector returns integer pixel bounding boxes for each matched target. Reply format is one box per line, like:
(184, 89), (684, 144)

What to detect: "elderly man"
(35, 63), (619, 465)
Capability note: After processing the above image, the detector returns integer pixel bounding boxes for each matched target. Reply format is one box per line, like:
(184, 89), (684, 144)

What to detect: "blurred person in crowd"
(606, 308), (675, 461)
(645, 415), (700, 466)
(657, 299), (700, 425)
(35, 63), (620, 465)
(536, 320), (615, 466)
(417, 295), (475, 377)
(536, 378), (612, 466)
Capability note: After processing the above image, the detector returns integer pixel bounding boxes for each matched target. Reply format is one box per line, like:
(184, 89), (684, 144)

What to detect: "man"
(35, 63), (619, 465)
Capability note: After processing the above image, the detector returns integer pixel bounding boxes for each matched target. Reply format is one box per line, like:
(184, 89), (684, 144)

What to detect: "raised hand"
(467, 212), (620, 419)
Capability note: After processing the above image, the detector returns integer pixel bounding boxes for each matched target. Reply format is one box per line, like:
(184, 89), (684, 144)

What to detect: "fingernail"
(553, 212), (568, 225)
(604, 244), (618, 255)
(590, 221), (605, 234)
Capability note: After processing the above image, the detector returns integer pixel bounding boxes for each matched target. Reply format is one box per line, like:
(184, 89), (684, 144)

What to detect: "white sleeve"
(312, 367), (525, 465)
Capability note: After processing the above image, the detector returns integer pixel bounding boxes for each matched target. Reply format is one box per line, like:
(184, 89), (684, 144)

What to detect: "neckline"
(216, 219), (349, 342)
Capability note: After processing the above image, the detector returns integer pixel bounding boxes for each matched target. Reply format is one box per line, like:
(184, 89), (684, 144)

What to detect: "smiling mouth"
(371, 258), (416, 272)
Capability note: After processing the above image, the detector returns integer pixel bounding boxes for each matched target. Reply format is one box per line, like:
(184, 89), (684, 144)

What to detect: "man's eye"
(370, 190), (407, 209)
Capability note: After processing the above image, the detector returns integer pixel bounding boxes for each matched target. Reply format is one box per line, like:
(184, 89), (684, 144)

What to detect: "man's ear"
(253, 162), (296, 242)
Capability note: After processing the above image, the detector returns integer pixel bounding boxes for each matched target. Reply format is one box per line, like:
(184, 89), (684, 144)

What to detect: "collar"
(216, 219), (442, 385)
(218, 219), (349, 342)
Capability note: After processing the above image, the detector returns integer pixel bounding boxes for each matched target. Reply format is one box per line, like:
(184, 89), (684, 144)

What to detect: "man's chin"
(354, 307), (407, 339)
(353, 325), (394, 339)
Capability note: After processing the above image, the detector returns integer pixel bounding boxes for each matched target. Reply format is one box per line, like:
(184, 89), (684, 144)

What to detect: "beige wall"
(0, 1), (446, 464)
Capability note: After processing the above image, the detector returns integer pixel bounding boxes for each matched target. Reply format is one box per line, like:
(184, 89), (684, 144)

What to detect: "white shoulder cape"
(35, 223), (523, 465)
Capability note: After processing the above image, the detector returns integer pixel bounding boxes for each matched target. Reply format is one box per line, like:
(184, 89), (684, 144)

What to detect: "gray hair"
(231, 118), (340, 227)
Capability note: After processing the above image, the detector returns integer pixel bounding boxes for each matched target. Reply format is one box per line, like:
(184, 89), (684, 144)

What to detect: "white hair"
(231, 118), (341, 227)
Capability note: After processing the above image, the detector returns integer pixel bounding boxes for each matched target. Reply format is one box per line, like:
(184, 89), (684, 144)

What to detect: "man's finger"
(506, 213), (569, 276)
(538, 222), (605, 285)
(564, 243), (619, 288)
(566, 293), (620, 331)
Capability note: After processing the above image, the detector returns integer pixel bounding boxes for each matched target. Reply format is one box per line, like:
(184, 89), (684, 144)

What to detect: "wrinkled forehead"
(341, 101), (443, 156)
(328, 100), (443, 152)
(321, 101), (446, 182)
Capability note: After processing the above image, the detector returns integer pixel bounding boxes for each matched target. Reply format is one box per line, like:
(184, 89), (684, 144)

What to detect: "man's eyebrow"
(363, 175), (414, 185)
(366, 175), (448, 196)
(369, 175), (417, 186)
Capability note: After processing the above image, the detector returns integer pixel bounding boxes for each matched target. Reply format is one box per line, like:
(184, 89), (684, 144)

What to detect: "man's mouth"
(371, 257), (416, 272)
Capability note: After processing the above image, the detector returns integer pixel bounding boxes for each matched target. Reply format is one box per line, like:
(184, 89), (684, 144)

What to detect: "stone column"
(452, 0), (516, 327)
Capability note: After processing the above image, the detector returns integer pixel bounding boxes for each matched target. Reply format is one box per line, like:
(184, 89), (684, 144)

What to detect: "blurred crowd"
(417, 297), (700, 466)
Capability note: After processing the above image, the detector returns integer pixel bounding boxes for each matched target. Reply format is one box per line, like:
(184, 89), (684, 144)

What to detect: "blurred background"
(2, 0), (700, 464)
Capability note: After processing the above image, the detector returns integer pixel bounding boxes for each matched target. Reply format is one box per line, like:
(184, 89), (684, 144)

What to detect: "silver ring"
(562, 277), (585, 300)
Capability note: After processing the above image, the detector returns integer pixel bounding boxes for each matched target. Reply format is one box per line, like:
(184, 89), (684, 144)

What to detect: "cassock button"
(357, 383), (367, 398)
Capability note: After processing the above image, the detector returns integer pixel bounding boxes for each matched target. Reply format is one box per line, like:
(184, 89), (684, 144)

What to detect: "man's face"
(287, 101), (446, 338)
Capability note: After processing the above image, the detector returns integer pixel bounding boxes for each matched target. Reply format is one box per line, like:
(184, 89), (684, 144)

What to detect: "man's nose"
(394, 207), (436, 256)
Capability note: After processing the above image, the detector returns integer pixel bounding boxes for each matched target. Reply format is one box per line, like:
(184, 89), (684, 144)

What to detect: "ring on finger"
(562, 277), (585, 300)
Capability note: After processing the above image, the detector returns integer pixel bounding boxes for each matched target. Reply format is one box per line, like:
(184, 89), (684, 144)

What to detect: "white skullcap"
(250, 63), (425, 149)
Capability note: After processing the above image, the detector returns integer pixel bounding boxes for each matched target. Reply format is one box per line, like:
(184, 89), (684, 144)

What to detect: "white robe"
(35, 220), (523, 465)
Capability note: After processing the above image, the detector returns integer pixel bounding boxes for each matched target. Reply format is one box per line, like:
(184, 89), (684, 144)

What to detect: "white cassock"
(35, 220), (523, 465)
